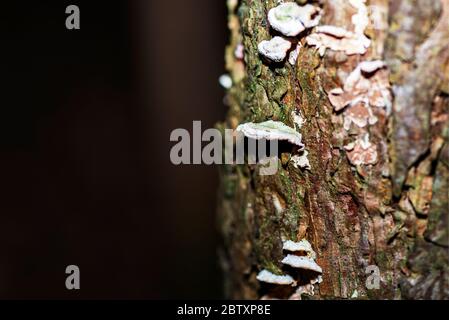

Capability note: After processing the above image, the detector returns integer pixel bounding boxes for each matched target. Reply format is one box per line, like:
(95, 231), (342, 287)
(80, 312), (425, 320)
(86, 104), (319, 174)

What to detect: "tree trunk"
(218, 0), (448, 300)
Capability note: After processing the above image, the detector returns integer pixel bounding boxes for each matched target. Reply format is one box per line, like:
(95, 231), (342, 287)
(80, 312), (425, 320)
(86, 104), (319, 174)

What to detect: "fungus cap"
(283, 239), (316, 258)
(315, 25), (351, 38)
(282, 254), (323, 273)
(268, 2), (305, 36)
(236, 120), (304, 148)
(359, 60), (386, 74)
(256, 269), (297, 286)
(268, 3), (320, 37)
(258, 36), (292, 62)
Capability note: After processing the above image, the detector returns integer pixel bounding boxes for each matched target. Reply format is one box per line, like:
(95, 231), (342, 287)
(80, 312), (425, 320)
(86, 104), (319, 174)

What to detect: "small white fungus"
(256, 269), (297, 286)
(258, 36), (292, 62)
(236, 120), (304, 149)
(314, 25), (352, 38)
(282, 239), (316, 259)
(268, 3), (321, 37)
(282, 254), (323, 273)
(359, 60), (386, 74)
(268, 2), (305, 36)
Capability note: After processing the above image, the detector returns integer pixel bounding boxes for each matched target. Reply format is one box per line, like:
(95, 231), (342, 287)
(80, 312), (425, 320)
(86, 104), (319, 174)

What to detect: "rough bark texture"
(218, 0), (448, 299)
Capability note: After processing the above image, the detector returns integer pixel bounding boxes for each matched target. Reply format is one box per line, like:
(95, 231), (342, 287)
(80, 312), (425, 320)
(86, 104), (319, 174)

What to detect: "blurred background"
(0, 1), (227, 298)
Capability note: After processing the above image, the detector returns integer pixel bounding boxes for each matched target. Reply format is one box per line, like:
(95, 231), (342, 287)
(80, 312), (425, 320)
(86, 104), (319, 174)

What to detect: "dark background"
(0, 1), (227, 298)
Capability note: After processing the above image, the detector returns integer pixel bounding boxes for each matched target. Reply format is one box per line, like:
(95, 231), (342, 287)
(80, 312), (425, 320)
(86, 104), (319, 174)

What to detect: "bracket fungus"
(258, 36), (292, 63)
(282, 255), (323, 273)
(257, 239), (323, 299)
(268, 3), (321, 37)
(236, 120), (304, 149)
(315, 25), (352, 38)
(256, 269), (297, 286)
(344, 134), (378, 166)
(359, 60), (386, 74)
(282, 239), (317, 260)
(282, 239), (323, 289)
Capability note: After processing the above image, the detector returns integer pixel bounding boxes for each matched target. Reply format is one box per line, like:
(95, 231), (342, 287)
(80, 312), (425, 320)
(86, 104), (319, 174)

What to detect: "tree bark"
(219, 0), (448, 299)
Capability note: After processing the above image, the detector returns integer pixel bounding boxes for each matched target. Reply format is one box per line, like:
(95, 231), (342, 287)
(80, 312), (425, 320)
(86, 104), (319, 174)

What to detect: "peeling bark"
(219, 0), (449, 300)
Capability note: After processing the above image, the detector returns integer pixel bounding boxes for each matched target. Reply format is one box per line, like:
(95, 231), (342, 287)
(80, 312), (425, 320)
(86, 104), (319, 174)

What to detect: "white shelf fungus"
(296, 4), (321, 29)
(268, 3), (321, 37)
(257, 239), (323, 298)
(359, 60), (386, 74)
(282, 239), (316, 259)
(236, 120), (304, 149)
(256, 269), (297, 286)
(314, 25), (352, 38)
(258, 36), (292, 62)
(282, 254), (323, 273)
